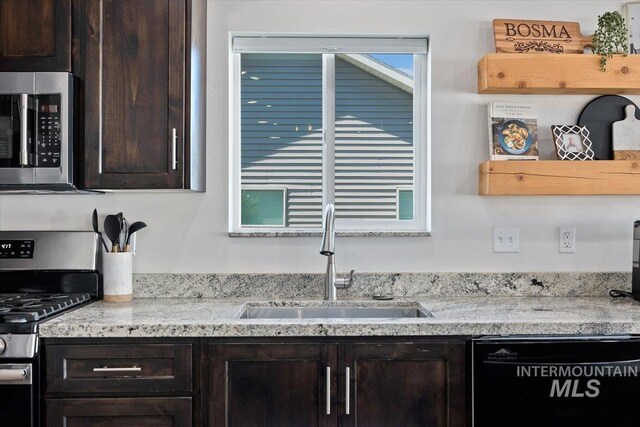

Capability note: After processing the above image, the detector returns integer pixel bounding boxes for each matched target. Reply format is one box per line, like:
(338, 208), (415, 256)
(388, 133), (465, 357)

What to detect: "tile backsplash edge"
(132, 272), (630, 299)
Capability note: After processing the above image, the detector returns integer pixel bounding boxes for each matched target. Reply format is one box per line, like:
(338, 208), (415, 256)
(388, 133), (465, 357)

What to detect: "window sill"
(229, 231), (431, 238)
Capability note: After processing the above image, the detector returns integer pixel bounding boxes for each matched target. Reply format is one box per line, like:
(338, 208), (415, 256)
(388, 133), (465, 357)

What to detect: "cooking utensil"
(125, 221), (147, 252)
(577, 95), (640, 160)
(122, 218), (129, 252)
(118, 216), (128, 252)
(104, 215), (122, 252)
(92, 209), (109, 252)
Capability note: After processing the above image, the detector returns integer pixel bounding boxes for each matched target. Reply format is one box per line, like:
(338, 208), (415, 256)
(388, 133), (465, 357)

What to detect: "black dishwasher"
(473, 336), (640, 427)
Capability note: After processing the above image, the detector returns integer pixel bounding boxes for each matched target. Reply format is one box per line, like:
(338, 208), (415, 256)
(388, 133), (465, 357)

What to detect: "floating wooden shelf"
(478, 54), (640, 94)
(479, 160), (640, 195)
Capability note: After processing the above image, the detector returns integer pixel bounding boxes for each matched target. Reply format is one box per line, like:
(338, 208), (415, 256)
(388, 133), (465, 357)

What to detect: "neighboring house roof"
(337, 54), (414, 94)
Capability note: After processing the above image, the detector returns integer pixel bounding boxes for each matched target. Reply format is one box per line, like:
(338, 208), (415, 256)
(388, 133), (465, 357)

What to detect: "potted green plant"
(592, 11), (629, 71)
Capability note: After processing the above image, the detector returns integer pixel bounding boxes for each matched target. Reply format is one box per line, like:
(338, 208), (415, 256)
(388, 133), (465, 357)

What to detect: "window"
(230, 36), (430, 234)
(241, 189), (286, 227)
(397, 189), (414, 221)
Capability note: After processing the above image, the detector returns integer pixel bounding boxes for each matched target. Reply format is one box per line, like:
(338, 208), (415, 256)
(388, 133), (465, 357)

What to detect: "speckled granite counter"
(39, 296), (640, 338)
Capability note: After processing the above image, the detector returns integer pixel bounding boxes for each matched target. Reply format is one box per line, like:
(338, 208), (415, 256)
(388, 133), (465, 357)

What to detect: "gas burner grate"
(0, 293), (91, 323)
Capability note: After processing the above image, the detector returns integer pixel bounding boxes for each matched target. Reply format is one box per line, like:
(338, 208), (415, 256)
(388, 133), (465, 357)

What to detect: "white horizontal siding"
(240, 53), (413, 227)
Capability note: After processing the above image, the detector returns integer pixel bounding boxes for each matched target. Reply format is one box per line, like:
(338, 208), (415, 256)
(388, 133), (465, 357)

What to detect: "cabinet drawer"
(46, 343), (192, 394)
(46, 397), (191, 426)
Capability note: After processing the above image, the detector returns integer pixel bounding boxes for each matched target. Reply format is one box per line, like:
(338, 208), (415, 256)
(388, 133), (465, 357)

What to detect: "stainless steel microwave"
(0, 72), (74, 189)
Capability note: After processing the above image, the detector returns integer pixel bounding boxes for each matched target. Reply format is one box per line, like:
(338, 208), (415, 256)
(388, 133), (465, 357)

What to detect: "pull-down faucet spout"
(320, 204), (354, 301)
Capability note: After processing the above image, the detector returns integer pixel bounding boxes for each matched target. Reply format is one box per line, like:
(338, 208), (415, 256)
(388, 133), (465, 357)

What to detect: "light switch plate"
(493, 227), (520, 253)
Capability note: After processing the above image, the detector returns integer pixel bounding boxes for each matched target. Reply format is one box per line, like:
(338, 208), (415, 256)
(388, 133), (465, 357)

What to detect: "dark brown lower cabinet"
(206, 339), (467, 427)
(207, 343), (337, 426)
(44, 338), (467, 426)
(46, 397), (191, 427)
(43, 339), (198, 426)
(342, 341), (466, 427)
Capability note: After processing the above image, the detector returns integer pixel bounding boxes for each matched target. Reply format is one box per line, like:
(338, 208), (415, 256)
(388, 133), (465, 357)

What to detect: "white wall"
(1, 0), (638, 273)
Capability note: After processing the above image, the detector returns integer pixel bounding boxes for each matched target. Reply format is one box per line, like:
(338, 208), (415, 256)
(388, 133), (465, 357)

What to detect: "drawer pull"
(93, 366), (142, 373)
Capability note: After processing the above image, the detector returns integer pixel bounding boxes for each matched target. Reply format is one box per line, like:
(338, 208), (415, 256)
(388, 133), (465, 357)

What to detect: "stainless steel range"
(0, 231), (101, 427)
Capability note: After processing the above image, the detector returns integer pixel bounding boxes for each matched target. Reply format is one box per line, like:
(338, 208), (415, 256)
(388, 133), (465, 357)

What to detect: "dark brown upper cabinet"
(74, 0), (205, 190)
(0, 0), (72, 71)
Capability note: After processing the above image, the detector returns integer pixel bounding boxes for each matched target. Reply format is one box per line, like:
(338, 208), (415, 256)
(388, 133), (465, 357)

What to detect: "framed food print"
(551, 125), (595, 160)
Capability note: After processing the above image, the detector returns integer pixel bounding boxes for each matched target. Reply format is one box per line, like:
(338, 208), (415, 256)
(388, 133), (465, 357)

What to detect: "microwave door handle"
(18, 93), (29, 166)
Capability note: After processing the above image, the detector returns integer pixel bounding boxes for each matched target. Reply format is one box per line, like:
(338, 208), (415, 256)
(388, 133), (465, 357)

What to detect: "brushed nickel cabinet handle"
(326, 366), (331, 415)
(345, 367), (350, 415)
(171, 127), (178, 170)
(92, 366), (142, 373)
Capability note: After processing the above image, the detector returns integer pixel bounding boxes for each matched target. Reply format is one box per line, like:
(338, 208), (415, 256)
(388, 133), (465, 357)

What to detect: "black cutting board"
(577, 95), (640, 160)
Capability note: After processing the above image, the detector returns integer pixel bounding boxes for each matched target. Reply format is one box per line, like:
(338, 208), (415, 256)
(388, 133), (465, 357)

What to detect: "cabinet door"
(46, 397), (191, 427)
(207, 343), (337, 427)
(74, 0), (186, 189)
(0, 0), (71, 71)
(341, 341), (466, 427)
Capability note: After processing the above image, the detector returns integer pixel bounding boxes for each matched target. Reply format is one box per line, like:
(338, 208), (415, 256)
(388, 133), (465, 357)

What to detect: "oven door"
(473, 337), (640, 427)
(0, 361), (38, 426)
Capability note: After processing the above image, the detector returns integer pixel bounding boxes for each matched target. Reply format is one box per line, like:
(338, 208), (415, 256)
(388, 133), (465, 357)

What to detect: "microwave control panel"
(36, 94), (61, 168)
(0, 240), (35, 259)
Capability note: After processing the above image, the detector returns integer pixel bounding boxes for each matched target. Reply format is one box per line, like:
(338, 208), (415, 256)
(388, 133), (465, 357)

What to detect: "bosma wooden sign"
(493, 19), (593, 54)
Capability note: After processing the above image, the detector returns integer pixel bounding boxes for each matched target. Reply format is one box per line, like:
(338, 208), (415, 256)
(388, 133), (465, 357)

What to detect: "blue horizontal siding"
(240, 53), (414, 227)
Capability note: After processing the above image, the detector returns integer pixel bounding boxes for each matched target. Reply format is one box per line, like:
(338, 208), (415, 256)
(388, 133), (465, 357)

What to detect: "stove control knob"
(0, 339), (5, 355)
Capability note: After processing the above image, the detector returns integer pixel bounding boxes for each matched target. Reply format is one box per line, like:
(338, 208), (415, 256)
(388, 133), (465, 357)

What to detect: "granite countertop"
(39, 296), (640, 338)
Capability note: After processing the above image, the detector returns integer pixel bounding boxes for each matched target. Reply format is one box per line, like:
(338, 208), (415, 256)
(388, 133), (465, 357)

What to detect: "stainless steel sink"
(239, 306), (433, 319)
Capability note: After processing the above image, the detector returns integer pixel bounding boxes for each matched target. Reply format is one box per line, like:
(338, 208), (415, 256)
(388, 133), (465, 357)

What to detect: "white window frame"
(240, 187), (287, 228)
(229, 34), (431, 234)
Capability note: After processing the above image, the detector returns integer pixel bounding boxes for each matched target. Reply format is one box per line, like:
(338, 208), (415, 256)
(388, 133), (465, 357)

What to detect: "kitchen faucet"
(320, 204), (355, 301)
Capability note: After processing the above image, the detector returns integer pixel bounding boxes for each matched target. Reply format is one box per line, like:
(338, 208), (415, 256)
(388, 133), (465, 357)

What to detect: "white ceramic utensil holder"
(102, 252), (133, 302)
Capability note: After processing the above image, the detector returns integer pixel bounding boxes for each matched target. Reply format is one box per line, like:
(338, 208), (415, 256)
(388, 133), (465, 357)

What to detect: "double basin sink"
(239, 303), (433, 319)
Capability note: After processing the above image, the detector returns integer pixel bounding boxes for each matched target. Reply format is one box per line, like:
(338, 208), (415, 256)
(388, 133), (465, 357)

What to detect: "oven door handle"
(0, 364), (31, 385)
(0, 368), (28, 381)
(18, 93), (30, 166)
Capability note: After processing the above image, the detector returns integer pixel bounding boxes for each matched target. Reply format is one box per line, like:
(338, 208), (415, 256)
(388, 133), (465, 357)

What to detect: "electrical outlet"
(493, 227), (520, 253)
(559, 227), (576, 253)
